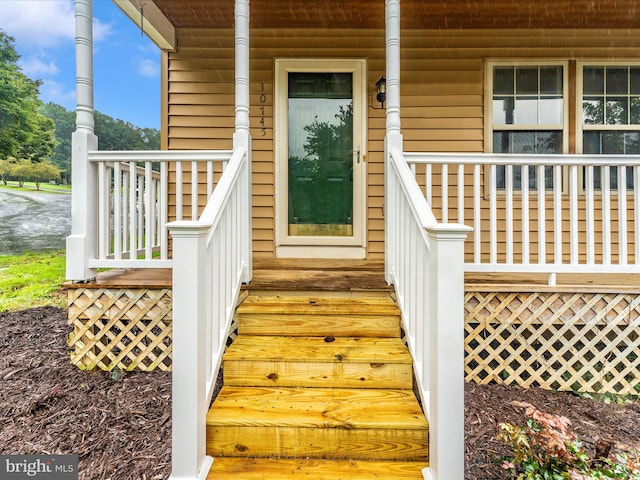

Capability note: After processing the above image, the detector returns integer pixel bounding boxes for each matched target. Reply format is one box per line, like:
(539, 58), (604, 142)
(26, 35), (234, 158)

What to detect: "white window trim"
(577, 61), (640, 154)
(485, 60), (570, 154)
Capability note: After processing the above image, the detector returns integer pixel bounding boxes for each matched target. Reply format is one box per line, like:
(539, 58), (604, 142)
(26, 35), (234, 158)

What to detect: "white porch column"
(234, 0), (252, 283)
(384, 0), (403, 283)
(425, 224), (472, 480)
(66, 0), (98, 281)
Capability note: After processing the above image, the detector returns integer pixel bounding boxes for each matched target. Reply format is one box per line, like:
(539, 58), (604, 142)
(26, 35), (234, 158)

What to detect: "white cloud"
(40, 79), (76, 108)
(137, 57), (159, 78)
(20, 57), (60, 77)
(0, 0), (111, 49)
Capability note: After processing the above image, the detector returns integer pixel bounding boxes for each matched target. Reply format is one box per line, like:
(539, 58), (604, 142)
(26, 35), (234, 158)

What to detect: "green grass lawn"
(0, 251), (67, 312)
(0, 181), (71, 193)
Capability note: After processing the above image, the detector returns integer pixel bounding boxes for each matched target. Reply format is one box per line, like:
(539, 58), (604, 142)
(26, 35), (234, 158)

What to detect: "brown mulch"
(1, 307), (639, 480)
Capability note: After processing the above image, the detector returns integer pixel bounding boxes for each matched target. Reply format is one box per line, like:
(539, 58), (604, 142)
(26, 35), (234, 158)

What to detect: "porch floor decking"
(64, 260), (640, 293)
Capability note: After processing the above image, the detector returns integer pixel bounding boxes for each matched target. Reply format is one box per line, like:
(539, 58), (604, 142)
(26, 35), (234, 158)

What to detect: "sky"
(0, 0), (160, 129)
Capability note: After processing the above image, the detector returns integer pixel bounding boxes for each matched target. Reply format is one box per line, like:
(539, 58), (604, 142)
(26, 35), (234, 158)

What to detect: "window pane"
(606, 67), (628, 95)
(631, 68), (640, 94)
(540, 66), (563, 94)
(631, 97), (640, 124)
(539, 96), (563, 124)
(583, 98), (604, 124)
(584, 67), (604, 95)
(494, 67), (514, 94)
(606, 98), (628, 124)
(494, 130), (562, 154)
(511, 131), (536, 153)
(535, 131), (562, 153)
(516, 67), (538, 94)
(602, 131), (625, 154)
(515, 97), (538, 124)
(493, 97), (514, 124)
(583, 131), (601, 154)
(493, 131), (509, 153)
(625, 131), (640, 154)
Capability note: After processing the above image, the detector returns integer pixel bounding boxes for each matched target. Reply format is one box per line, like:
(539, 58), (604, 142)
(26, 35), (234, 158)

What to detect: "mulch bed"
(0, 307), (638, 479)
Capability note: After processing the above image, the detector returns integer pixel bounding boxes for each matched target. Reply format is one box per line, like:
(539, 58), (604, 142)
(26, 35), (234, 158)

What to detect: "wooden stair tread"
(207, 386), (427, 430)
(224, 336), (412, 363)
(238, 295), (400, 315)
(207, 458), (427, 479)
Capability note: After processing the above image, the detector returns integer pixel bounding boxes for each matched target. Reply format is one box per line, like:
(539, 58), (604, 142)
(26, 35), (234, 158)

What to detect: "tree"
(11, 159), (32, 187)
(0, 31), (54, 161)
(40, 103), (73, 178)
(29, 161), (60, 190)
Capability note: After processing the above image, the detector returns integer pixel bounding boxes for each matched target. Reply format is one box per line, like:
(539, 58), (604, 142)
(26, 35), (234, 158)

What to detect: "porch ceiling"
(150, 0), (640, 30)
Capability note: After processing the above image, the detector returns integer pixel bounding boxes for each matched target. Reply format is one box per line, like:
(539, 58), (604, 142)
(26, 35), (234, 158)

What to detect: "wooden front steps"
(206, 293), (429, 479)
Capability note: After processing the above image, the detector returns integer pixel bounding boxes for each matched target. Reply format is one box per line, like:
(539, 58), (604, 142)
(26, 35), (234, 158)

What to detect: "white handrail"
(404, 152), (640, 281)
(386, 147), (471, 480)
(88, 150), (231, 269)
(168, 145), (251, 480)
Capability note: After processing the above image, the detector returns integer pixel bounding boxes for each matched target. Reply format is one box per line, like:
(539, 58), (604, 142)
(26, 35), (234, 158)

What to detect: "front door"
(275, 59), (367, 258)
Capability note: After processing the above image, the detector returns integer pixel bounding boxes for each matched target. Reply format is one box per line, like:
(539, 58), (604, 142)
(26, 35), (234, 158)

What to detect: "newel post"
(168, 222), (213, 480)
(66, 0), (98, 281)
(425, 223), (472, 480)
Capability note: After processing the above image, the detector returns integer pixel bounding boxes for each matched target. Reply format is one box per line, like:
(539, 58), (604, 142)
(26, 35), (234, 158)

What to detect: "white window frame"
(577, 61), (640, 154)
(485, 60), (570, 155)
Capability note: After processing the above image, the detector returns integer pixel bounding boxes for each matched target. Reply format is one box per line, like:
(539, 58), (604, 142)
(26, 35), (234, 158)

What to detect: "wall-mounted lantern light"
(376, 76), (386, 108)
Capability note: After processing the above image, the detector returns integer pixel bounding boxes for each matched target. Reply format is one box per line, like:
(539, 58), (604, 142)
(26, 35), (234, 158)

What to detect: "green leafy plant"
(498, 401), (640, 479)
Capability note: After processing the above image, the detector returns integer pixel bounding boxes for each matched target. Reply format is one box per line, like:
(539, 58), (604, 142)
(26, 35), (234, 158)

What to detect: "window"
(489, 63), (567, 188)
(580, 65), (640, 189)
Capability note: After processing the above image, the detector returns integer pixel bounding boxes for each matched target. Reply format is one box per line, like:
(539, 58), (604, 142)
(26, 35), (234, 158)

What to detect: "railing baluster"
(145, 163), (154, 259)
(586, 165), (595, 264)
(537, 164), (546, 265)
(176, 161), (183, 221)
(441, 163), (448, 222)
(192, 160), (199, 220)
(553, 164), (562, 265)
(98, 162), (108, 259)
(113, 162), (122, 260)
(457, 163), (464, 224)
(505, 164), (514, 264)
(129, 162), (137, 257)
(160, 162), (169, 260)
(569, 164), (579, 264)
(521, 164), (530, 264)
(619, 166), (627, 264)
(635, 166), (640, 264)
(473, 164), (481, 264)
(490, 164), (497, 264)
(603, 166), (611, 264)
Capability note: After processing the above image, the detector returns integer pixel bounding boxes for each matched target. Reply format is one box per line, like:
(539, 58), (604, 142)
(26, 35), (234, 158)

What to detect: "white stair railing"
(386, 147), (471, 480)
(167, 145), (251, 480)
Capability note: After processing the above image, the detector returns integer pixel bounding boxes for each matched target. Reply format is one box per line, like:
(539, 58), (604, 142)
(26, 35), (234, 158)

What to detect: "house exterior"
(65, 1), (640, 479)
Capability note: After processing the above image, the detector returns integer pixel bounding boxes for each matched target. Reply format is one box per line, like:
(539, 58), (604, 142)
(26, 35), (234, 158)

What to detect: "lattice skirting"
(465, 290), (640, 395)
(67, 287), (173, 372)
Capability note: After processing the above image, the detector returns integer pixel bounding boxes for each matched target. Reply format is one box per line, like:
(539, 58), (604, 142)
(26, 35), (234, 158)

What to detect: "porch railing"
(386, 147), (471, 480)
(167, 145), (251, 480)
(405, 153), (640, 282)
(88, 149), (232, 269)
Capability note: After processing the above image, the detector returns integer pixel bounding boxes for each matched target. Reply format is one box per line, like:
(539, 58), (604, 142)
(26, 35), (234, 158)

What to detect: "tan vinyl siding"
(165, 27), (640, 261)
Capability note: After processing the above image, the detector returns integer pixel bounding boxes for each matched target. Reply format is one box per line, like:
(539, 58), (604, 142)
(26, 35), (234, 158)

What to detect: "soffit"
(151, 0), (640, 29)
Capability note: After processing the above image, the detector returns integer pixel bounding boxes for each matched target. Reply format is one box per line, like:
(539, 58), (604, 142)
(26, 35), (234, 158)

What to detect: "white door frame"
(274, 58), (367, 259)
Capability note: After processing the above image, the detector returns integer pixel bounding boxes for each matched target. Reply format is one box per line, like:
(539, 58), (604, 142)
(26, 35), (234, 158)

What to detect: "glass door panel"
(287, 72), (353, 236)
